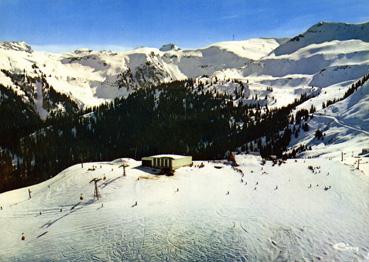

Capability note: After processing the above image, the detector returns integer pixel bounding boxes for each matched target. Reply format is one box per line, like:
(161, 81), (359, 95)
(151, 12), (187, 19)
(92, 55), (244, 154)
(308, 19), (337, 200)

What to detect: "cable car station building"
(141, 154), (192, 171)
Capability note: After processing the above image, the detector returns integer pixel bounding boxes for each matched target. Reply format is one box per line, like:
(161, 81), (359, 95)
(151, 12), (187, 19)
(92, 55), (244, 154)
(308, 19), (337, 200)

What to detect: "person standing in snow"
(28, 189), (32, 199)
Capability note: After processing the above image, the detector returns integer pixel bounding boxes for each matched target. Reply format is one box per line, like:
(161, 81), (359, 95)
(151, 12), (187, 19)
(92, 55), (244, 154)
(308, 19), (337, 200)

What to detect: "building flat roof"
(147, 154), (190, 160)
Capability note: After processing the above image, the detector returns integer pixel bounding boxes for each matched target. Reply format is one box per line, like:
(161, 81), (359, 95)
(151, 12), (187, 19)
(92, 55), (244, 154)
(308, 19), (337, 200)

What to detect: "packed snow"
(0, 155), (368, 261)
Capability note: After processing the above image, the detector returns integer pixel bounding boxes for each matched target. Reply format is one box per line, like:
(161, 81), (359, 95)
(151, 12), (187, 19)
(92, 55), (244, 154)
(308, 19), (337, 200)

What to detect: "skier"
(80, 193), (84, 201)
(226, 191), (230, 195)
(274, 186), (278, 190)
(28, 189), (32, 199)
(21, 233), (25, 241)
(308, 184), (312, 189)
(176, 188), (179, 192)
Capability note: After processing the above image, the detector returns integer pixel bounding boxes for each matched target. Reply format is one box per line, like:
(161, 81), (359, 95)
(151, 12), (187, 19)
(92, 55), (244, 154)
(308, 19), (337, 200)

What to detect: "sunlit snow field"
(1, 155), (368, 261)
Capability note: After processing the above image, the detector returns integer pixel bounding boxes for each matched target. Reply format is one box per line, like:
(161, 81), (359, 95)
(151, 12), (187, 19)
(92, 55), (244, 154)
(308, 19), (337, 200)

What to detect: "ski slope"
(0, 155), (368, 261)
(290, 80), (369, 164)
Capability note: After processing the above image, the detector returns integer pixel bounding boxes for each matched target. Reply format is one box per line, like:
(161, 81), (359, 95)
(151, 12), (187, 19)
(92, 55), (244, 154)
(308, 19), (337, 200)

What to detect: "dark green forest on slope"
(3, 73), (367, 193)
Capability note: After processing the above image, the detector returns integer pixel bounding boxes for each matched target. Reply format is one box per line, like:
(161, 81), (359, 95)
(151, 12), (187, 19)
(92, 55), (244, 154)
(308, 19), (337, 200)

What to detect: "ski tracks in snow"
(315, 113), (369, 136)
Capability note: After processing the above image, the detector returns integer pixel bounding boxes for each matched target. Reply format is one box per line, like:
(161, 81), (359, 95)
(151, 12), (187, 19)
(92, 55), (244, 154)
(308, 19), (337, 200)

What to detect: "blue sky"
(1, 0), (369, 51)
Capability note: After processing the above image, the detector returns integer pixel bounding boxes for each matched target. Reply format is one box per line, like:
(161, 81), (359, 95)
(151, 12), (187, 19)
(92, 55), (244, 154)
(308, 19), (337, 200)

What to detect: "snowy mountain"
(0, 38), (279, 117)
(1, 21), (369, 119)
(225, 21), (369, 109)
(273, 21), (369, 56)
(159, 43), (180, 52)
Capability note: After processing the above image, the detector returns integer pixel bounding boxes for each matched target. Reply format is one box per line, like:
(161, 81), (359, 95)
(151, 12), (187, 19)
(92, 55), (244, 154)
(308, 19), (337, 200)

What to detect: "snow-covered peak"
(73, 48), (93, 54)
(208, 38), (281, 60)
(0, 41), (33, 53)
(273, 21), (369, 56)
(159, 43), (180, 52)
